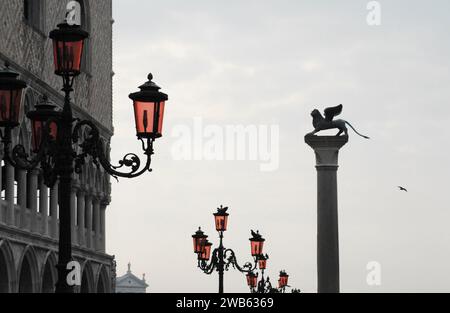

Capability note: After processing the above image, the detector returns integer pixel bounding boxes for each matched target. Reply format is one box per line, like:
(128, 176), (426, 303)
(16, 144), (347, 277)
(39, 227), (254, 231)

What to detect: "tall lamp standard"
(0, 20), (168, 293)
(192, 206), (265, 294)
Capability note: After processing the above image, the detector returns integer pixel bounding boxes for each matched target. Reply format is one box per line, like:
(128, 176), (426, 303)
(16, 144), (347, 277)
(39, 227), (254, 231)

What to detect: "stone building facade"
(0, 0), (114, 293)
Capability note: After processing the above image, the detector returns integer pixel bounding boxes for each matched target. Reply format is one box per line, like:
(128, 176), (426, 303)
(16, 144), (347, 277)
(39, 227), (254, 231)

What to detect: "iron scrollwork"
(72, 120), (154, 180)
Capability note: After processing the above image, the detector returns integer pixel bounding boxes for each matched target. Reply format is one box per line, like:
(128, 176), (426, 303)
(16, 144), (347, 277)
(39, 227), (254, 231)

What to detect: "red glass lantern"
(30, 121), (58, 152)
(249, 231), (265, 257)
(246, 272), (258, 288)
(0, 63), (27, 128)
(49, 23), (88, 76)
(279, 271), (289, 288)
(258, 254), (268, 270)
(129, 74), (168, 139)
(27, 95), (60, 152)
(192, 227), (208, 254)
(213, 205), (229, 232)
(198, 241), (213, 261)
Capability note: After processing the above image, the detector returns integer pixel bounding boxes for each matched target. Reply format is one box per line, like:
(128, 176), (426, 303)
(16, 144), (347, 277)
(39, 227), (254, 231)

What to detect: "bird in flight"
(397, 186), (408, 192)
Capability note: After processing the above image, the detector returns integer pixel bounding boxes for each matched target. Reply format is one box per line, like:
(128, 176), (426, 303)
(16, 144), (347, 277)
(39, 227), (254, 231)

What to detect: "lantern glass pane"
(279, 275), (289, 287)
(258, 259), (267, 270)
(193, 237), (206, 254)
(53, 39), (84, 74)
(214, 215), (228, 231)
(133, 101), (165, 138)
(247, 274), (257, 288)
(250, 240), (264, 256)
(0, 89), (22, 125)
(199, 244), (212, 261)
(32, 120), (58, 152)
(31, 120), (42, 152)
(246, 274), (254, 287)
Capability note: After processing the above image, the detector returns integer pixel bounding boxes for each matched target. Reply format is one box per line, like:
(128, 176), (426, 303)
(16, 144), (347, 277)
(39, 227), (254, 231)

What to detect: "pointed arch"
(96, 264), (110, 293)
(80, 260), (94, 293)
(41, 251), (57, 293)
(0, 239), (16, 293)
(78, 0), (92, 74)
(17, 245), (39, 293)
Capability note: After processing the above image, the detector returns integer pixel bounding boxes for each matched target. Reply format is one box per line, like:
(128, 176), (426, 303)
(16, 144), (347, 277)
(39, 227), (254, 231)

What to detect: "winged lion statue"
(307, 104), (370, 139)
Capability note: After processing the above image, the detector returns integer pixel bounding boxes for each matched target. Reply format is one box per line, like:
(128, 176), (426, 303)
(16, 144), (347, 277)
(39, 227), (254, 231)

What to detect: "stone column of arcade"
(305, 134), (348, 293)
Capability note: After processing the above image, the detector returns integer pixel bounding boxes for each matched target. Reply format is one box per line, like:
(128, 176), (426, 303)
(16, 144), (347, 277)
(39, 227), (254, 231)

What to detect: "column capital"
(100, 196), (111, 207)
(77, 187), (86, 195)
(305, 135), (348, 168)
(29, 168), (41, 176)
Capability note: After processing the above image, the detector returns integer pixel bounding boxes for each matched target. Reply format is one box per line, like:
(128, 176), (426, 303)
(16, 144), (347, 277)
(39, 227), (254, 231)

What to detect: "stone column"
(100, 201), (107, 252)
(39, 177), (49, 236)
(28, 169), (39, 233)
(18, 169), (27, 229)
(50, 180), (59, 239)
(70, 183), (78, 246)
(305, 135), (348, 293)
(5, 164), (15, 226)
(93, 197), (100, 250)
(77, 188), (86, 247)
(0, 148), (3, 224)
(85, 193), (93, 249)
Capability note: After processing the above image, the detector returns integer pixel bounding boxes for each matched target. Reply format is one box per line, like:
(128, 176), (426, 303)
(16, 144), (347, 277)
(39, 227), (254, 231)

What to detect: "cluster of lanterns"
(0, 22), (166, 152)
(192, 206), (291, 292)
(245, 264), (290, 290)
(191, 210), (266, 263)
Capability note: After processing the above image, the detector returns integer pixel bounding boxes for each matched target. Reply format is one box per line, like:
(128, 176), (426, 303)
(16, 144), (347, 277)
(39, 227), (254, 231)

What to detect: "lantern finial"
(39, 93), (49, 104)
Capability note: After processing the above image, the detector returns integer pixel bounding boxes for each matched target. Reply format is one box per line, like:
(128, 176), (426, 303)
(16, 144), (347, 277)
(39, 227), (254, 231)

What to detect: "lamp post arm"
(73, 120), (154, 180)
(0, 123), (54, 173)
(223, 249), (257, 273)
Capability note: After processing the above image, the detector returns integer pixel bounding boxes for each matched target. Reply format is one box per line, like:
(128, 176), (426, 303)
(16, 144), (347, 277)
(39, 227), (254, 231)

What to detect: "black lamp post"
(0, 19), (168, 293)
(192, 206), (265, 294)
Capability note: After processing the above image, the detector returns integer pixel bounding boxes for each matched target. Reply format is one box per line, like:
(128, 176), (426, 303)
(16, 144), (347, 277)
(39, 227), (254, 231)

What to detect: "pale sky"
(107, 0), (450, 293)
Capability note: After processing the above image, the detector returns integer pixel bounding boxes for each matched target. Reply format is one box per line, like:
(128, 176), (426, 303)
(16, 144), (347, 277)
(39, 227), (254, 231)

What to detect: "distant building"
(116, 263), (148, 293)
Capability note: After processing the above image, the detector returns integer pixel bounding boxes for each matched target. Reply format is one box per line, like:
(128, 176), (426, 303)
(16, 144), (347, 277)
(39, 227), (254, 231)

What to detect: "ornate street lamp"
(192, 206), (264, 294)
(250, 230), (265, 257)
(50, 22), (88, 78)
(129, 73), (167, 140)
(27, 95), (59, 153)
(192, 227), (208, 254)
(213, 205), (229, 232)
(244, 257), (301, 293)
(278, 270), (290, 292)
(0, 16), (168, 293)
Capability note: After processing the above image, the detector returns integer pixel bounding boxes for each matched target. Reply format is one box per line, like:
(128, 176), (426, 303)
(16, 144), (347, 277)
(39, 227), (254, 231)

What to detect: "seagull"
(397, 186), (408, 192)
